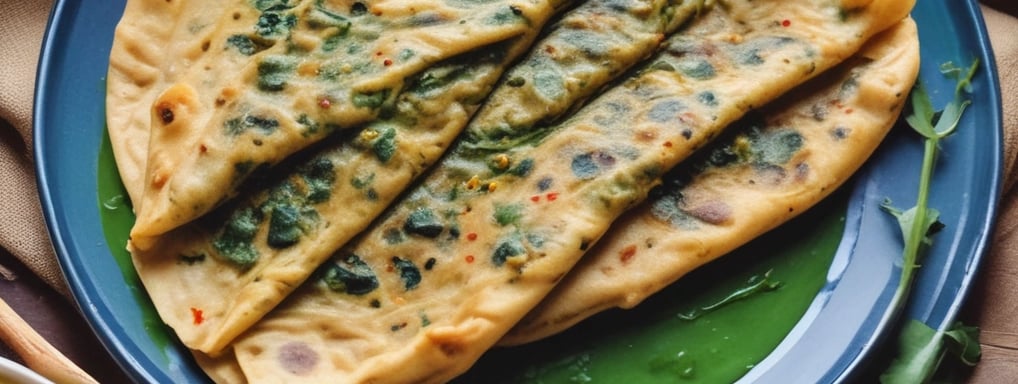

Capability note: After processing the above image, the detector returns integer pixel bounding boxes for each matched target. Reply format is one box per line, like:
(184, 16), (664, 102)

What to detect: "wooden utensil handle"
(0, 297), (98, 384)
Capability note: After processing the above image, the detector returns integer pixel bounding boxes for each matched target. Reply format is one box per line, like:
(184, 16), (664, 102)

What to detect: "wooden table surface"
(2, 2), (1017, 383)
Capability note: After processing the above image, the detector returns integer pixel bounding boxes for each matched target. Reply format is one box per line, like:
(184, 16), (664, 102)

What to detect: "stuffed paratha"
(504, 17), (921, 344)
(126, 0), (718, 356)
(467, 0), (714, 139)
(106, 0), (234, 204)
(199, 0), (913, 382)
(126, 0), (559, 247)
(131, 34), (546, 356)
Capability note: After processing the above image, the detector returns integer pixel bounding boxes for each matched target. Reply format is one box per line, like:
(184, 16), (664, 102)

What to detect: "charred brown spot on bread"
(157, 103), (175, 124)
(152, 172), (168, 188)
(438, 341), (464, 357)
(636, 129), (657, 142)
(217, 87), (239, 106)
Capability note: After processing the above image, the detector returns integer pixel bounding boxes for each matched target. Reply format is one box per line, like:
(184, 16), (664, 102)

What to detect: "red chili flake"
(546, 192), (559, 202)
(199, 144), (208, 153)
(386, 265), (395, 273)
(383, 58), (393, 66)
(466, 233), (478, 241)
(375, 51), (384, 56)
(663, 141), (673, 148)
(190, 307), (204, 325)
(531, 195), (541, 203)
(465, 255), (475, 263)
(844, 108), (854, 114)
(318, 98), (331, 109)
(782, 19), (791, 27)
(619, 244), (637, 264)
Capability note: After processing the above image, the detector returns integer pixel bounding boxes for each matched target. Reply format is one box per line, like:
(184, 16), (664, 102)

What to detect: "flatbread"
(503, 17), (921, 344)
(201, 0), (913, 382)
(466, 0), (714, 139)
(126, 0), (557, 247)
(131, 30), (548, 356)
(106, 0), (234, 204)
(127, 0), (714, 357)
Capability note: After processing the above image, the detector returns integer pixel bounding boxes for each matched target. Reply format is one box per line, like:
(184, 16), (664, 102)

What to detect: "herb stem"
(879, 59), (981, 384)
(893, 134), (938, 308)
(677, 270), (782, 320)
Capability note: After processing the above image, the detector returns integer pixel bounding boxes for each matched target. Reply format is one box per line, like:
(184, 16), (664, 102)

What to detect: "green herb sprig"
(879, 60), (981, 384)
(677, 270), (782, 321)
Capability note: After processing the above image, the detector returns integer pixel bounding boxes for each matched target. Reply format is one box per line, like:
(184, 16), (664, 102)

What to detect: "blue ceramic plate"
(34, 1), (1001, 383)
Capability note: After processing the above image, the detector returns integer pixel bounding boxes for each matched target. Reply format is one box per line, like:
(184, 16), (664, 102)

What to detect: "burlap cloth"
(1, 0), (1017, 381)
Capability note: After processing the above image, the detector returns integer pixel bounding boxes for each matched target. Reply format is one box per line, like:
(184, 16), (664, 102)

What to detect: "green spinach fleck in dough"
(392, 257), (422, 290)
(322, 254), (379, 295)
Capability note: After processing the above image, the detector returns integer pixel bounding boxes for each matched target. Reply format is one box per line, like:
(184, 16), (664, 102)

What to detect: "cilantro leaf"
(881, 319), (943, 384)
(881, 201), (943, 257)
(880, 320), (981, 384)
(943, 322), (981, 366)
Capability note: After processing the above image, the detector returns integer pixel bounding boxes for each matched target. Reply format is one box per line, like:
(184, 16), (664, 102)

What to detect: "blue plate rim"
(33, 1), (163, 383)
